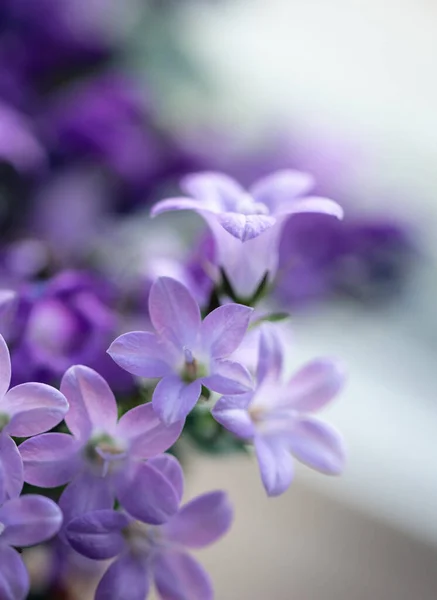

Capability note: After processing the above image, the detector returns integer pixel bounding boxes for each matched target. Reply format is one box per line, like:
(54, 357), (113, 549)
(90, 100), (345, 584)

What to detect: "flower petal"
(256, 324), (284, 385)
(285, 359), (346, 412)
(151, 196), (207, 217)
(107, 331), (172, 378)
(0, 546), (29, 600)
(0, 434), (23, 504)
(61, 365), (118, 441)
(254, 436), (295, 497)
(250, 169), (315, 212)
(204, 360), (253, 395)
(277, 196), (343, 219)
(217, 212), (276, 242)
(0, 495), (62, 547)
(200, 304), (253, 359)
(153, 550), (213, 600)
(66, 510), (129, 560)
(153, 375), (201, 425)
(117, 403), (183, 459)
(163, 490), (233, 549)
(2, 383), (68, 437)
(149, 277), (201, 350)
(59, 471), (114, 526)
(288, 417), (346, 475)
(147, 454), (184, 505)
(117, 462), (180, 525)
(0, 334), (11, 399)
(96, 554), (150, 600)
(19, 433), (82, 488)
(211, 394), (255, 439)
(182, 171), (244, 210)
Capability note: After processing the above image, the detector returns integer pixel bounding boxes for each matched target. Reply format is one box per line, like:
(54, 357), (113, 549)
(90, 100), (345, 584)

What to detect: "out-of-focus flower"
(65, 490), (233, 600)
(0, 101), (45, 173)
(152, 171), (343, 298)
(212, 324), (346, 496)
(6, 269), (130, 390)
(0, 334), (68, 504)
(0, 494), (63, 600)
(109, 276), (253, 424)
(19, 365), (184, 525)
(276, 214), (415, 307)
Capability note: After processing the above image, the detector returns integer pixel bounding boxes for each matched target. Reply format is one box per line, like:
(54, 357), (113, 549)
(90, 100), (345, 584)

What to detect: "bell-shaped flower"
(19, 365), (184, 526)
(65, 487), (233, 600)
(0, 494), (62, 600)
(212, 324), (346, 496)
(151, 170), (343, 298)
(108, 276), (253, 425)
(0, 334), (68, 504)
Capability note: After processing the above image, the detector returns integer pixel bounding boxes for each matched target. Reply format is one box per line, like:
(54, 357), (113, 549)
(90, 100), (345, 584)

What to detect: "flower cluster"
(0, 167), (348, 599)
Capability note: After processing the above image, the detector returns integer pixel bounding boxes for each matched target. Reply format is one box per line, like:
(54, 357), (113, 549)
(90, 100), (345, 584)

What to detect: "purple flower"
(108, 276), (254, 424)
(0, 334), (68, 504)
(0, 494), (63, 600)
(152, 171), (343, 298)
(65, 489), (233, 600)
(0, 101), (46, 173)
(212, 325), (346, 496)
(19, 365), (184, 525)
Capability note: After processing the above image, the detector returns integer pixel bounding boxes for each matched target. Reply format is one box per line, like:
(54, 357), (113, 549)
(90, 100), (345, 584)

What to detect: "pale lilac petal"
(154, 550), (213, 600)
(0, 546), (29, 600)
(59, 471), (114, 526)
(117, 462), (180, 524)
(61, 365), (118, 441)
(96, 554), (149, 600)
(2, 383), (68, 437)
(0, 495), (62, 546)
(0, 434), (23, 503)
(288, 417), (346, 475)
(285, 359), (346, 412)
(153, 376), (201, 425)
(151, 196), (208, 217)
(217, 212), (276, 242)
(254, 436), (294, 497)
(0, 334), (11, 399)
(277, 196), (343, 219)
(19, 433), (82, 488)
(256, 324), (284, 384)
(211, 394), (255, 439)
(117, 403), (183, 459)
(182, 171), (244, 210)
(163, 491), (233, 549)
(204, 360), (253, 395)
(147, 454), (184, 504)
(149, 277), (201, 350)
(250, 169), (315, 211)
(201, 304), (253, 358)
(107, 331), (172, 378)
(66, 510), (129, 560)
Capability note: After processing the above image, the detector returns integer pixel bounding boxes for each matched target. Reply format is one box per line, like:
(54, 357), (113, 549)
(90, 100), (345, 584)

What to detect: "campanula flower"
(152, 170), (343, 298)
(0, 334), (68, 504)
(65, 487), (233, 600)
(212, 324), (346, 496)
(19, 365), (184, 525)
(0, 494), (63, 600)
(108, 276), (253, 425)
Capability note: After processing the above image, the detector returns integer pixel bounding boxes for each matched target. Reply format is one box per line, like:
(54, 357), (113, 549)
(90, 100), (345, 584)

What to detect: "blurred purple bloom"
(152, 170), (343, 298)
(20, 365), (184, 525)
(0, 334), (68, 504)
(66, 490), (233, 600)
(212, 325), (346, 496)
(7, 269), (131, 390)
(0, 494), (63, 600)
(0, 101), (45, 173)
(109, 277), (253, 424)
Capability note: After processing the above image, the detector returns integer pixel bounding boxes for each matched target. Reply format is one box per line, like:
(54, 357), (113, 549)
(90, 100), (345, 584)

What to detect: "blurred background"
(1, 0), (436, 598)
